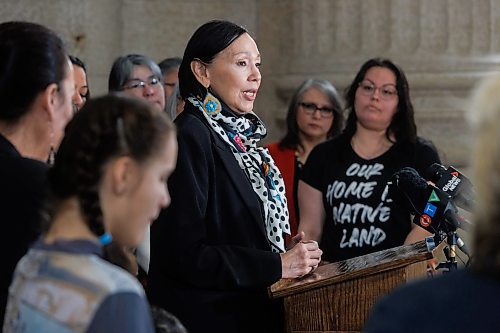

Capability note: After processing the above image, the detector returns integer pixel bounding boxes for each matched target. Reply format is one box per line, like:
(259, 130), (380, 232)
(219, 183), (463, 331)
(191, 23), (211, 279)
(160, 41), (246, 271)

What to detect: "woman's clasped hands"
(280, 232), (322, 279)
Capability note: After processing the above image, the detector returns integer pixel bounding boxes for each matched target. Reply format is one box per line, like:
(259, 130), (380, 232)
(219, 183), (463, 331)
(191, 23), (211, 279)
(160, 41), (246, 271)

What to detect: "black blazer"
(147, 104), (283, 333)
(0, 134), (47, 322)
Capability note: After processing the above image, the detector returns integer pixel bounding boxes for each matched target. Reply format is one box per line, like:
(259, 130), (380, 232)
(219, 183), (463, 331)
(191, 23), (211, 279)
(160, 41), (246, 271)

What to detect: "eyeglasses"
(123, 76), (162, 90)
(358, 80), (398, 100)
(299, 102), (335, 118)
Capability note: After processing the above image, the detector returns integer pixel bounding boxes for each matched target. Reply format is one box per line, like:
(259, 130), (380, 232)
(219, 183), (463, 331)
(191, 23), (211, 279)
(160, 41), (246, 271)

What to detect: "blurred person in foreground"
(0, 21), (74, 322)
(3, 95), (177, 332)
(364, 73), (500, 332)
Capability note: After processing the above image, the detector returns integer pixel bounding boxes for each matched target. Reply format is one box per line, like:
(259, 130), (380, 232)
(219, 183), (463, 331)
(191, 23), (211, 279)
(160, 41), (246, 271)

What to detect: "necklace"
(294, 149), (305, 168)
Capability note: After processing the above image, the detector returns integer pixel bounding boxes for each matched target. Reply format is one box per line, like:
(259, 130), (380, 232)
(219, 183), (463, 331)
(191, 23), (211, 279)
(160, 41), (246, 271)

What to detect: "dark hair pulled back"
(0, 21), (68, 123)
(46, 94), (175, 237)
(178, 20), (247, 100)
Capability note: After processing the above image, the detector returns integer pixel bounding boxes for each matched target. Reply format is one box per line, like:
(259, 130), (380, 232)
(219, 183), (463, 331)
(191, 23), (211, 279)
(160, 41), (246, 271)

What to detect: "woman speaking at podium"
(147, 20), (322, 333)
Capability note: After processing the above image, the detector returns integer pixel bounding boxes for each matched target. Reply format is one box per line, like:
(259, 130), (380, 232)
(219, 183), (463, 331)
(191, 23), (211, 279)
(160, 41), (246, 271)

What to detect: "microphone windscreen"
(425, 163), (446, 183)
(388, 167), (429, 214)
(392, 167), (428, 191)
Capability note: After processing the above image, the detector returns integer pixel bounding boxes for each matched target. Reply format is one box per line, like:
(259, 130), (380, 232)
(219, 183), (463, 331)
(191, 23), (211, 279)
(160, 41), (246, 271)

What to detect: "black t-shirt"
(301, 133), (440, 262)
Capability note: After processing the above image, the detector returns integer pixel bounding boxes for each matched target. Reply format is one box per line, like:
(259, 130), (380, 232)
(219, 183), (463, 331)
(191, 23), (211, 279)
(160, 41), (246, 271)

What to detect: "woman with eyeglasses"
(266, 79), (344, 247)
(108, 54), (166, 278)
(109, 54), (166, 112)
(298, 58), (441, 263)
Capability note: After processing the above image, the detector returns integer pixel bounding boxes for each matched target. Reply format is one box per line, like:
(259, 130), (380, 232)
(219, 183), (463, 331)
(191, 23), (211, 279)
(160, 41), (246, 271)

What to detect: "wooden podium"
(269, 241), (433, 333)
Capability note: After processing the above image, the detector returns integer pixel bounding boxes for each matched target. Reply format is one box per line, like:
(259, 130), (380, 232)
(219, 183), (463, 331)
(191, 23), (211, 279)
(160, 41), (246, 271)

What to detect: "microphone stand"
(435, 230), (459, 272)
(433, 204), (470, 273)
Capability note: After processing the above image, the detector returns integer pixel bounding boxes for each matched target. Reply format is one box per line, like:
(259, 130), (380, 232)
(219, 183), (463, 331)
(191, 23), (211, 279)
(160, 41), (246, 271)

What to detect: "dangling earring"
(48, 146), (55, 166)
(202, 87), (221, 115)
(47, 126), (55, 166)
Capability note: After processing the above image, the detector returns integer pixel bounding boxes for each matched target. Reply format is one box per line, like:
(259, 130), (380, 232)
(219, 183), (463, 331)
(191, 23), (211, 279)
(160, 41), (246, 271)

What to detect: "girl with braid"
(3, 94), (177, 333)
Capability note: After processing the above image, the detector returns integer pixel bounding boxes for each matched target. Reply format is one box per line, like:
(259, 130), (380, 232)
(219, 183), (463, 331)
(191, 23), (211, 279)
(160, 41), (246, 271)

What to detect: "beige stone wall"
(257, 0), (500, 167)
(2, 0), (499, 166)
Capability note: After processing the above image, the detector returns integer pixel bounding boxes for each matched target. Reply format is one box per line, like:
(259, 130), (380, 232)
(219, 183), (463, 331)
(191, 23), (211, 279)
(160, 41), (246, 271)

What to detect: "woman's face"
(122, 65), (165, 112)
(53, 61), (76, 150)
(296, 87), (334, 142)
(205, 33), (261, 114)
(111, 134), (178, 247)
(163, 68), (179, 100)
(71, 64), (89, 112)
(354, 66), (399, 132)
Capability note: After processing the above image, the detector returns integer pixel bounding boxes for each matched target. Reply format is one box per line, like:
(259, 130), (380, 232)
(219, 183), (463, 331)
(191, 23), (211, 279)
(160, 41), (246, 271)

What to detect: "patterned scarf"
(188, 95), (290, 253)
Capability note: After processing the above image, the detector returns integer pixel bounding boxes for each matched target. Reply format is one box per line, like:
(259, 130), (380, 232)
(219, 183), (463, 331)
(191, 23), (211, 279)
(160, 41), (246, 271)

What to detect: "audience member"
(158, 57), (182, 100)
(298, 58), (440, 262)
(109, 54), (165, 112)
(164, 82), (185, 119)
(69, 55), (90, 112)
(0, 21), (74, 322)
(3, 95), (177, 332)
(364, 73), (500, 332)
(108, 54), (167, 277)
(267, 79), (344, 246)
(147, 20), (322, 333)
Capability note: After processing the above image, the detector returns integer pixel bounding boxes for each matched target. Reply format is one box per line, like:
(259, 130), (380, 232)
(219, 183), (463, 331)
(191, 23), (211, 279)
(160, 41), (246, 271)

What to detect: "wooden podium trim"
(269, 240), (433, 299)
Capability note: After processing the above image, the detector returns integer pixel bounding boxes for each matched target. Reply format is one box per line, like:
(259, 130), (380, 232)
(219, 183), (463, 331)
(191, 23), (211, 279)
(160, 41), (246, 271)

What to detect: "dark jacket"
(147, 104), (283, 333)
(0, 133), (47, 322)
(364, 269), (500, 332)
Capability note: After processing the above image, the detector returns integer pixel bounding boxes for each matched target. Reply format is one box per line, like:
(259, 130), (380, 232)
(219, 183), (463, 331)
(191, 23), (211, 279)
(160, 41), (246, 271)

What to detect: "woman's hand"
(287, 231), (305, 250)
(280, 239), (322, 279)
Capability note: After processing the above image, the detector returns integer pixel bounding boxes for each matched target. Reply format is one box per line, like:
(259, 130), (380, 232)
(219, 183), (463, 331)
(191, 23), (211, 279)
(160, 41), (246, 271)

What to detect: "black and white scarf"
(188, 95), (290, 252)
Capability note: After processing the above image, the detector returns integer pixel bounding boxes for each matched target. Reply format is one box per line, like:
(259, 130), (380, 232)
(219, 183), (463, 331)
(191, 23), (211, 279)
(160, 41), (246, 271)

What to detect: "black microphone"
(389, 167), (471, 234)
(426, 163), (476, 212)
(389, 167), (472, 255)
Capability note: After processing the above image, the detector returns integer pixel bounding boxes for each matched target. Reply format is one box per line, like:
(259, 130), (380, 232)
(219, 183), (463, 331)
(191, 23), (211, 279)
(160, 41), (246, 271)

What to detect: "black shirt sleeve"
(300, 141), (330, 191)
